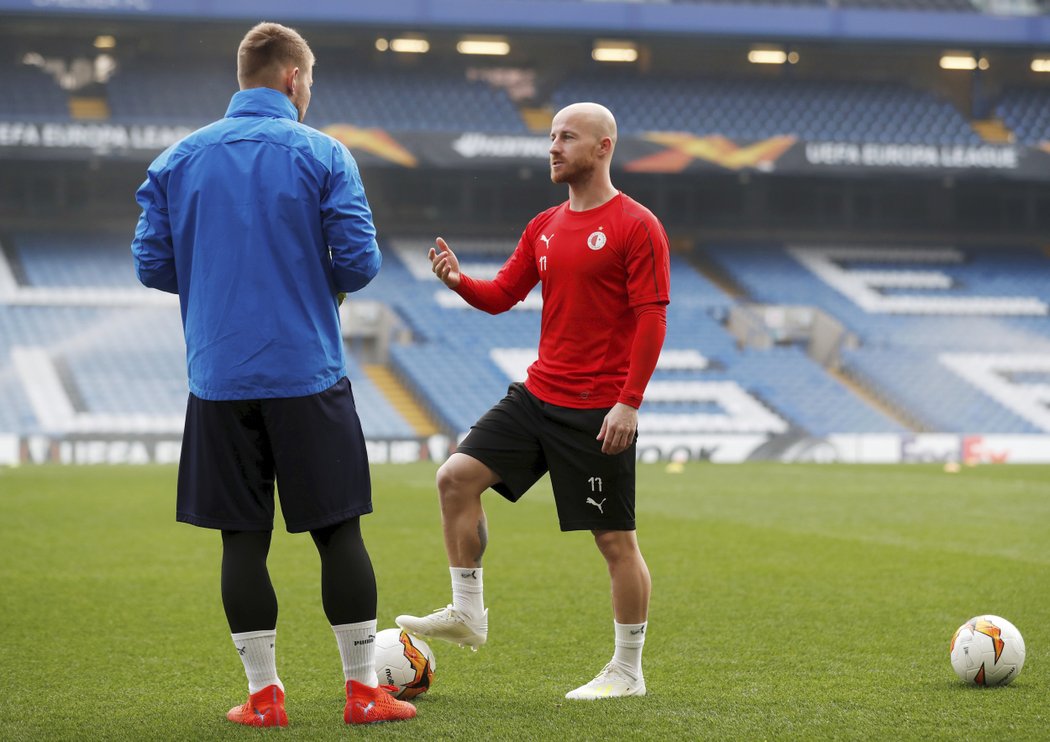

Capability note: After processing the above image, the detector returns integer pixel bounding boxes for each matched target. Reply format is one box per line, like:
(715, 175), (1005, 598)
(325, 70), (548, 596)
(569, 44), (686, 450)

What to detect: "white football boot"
(396, 605), (488, 651)
(565, 661), (646, 700)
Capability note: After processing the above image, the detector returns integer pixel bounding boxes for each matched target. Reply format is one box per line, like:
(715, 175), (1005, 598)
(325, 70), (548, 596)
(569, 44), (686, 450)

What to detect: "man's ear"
(284, 66), (300, 95)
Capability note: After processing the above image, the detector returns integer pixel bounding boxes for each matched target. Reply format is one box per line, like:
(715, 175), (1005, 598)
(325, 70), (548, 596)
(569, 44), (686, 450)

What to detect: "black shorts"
(177, 377), (372, 533)
(457, 382), (636, 532)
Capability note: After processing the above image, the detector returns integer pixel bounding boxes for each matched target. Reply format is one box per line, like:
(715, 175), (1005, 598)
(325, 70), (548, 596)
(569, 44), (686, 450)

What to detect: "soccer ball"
(374, 628), (436, 699)
(949, 615), (1025, 686)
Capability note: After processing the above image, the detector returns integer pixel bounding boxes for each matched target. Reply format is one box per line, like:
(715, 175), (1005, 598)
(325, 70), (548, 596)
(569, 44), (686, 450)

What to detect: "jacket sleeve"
(131, 159), (178, 294)
(323, 144), (382, 294)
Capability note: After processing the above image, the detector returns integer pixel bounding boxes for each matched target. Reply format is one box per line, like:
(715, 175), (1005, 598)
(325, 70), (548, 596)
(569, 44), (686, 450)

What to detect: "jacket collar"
(225, 87), (298, 122)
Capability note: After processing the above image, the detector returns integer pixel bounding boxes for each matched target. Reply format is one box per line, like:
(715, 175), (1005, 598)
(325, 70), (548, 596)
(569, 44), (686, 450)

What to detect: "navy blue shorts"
(457, 382), (636, 532)
(176, 377), (372, 533)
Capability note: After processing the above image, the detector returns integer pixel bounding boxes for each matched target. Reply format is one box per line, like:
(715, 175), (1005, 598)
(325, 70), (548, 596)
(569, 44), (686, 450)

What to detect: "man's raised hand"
(428, 237), (462, 289)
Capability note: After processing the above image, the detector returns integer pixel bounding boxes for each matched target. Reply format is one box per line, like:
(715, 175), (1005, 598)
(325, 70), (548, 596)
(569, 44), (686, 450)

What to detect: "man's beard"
(550, 160), (592, 184)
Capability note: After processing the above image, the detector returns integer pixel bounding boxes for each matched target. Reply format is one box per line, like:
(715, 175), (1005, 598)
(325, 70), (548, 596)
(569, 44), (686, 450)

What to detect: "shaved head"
(552, 102), (618, 147)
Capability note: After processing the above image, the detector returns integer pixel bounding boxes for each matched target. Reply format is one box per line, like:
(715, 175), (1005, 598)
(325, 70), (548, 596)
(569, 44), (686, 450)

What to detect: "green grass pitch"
(1, 462), (1048, 740)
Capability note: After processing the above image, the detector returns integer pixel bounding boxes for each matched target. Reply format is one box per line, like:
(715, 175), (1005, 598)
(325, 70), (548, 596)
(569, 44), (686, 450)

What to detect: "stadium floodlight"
(389, 37), (430, 54)
(456, 37), (511, 56)
(1032, 57), (1050, 72)
(592, 40), (638, 63)
(748, 49), (788, 65)
(93, 35), (116, 49)
(939, 53), (977, 70)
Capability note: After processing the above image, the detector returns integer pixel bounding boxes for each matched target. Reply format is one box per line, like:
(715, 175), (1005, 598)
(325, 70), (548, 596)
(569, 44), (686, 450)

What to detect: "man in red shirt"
(397, 102), (670, 699)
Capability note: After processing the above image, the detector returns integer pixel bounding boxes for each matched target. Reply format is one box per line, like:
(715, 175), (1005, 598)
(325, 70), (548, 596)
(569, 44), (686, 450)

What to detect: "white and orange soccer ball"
(374, 628), (436, 699)
(949, 615), (1025, 686)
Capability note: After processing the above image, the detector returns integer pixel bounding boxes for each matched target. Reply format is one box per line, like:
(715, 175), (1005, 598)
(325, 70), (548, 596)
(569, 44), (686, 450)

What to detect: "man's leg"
(565, 530), (650, 700)
(594, 529), (651, 625)
(396, 453), (499, 650)
(438, 452), (499, 567)
(312, 518), (416, 724)
(221, 529), (288, 726)
(311, 518), (378, 686)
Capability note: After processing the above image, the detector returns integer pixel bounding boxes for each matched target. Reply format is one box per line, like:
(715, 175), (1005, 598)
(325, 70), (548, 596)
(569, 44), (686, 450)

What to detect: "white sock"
(450, 566), (484, 618)
(231, 629), (283, 694)
(332, 619), (379, 687)
(612, 621), (646, 676)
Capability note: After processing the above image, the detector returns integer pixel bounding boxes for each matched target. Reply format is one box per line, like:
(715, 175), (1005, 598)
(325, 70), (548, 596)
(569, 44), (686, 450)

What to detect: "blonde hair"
(237, 22), (314, 88)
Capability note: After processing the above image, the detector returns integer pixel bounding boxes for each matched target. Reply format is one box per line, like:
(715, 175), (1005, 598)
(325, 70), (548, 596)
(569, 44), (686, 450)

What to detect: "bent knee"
(436, 454), (495, 503)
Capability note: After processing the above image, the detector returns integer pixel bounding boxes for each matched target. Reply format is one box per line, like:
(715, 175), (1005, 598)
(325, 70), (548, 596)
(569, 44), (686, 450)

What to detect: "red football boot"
(344, 680), (417, 724)
(226, 684), (288, 728)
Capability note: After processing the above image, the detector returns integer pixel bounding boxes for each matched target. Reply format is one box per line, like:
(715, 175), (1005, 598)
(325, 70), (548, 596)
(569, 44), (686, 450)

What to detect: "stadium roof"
(1, 0), (1049, 47)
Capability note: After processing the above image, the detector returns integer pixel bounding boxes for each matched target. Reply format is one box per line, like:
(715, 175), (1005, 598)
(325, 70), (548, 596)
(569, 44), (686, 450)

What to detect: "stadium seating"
(15, 53), (1050, 151)
(701, 242), (1050, 433)
(91, 54), (1022, 147)
(354, 238), (904, 436)
(14, 230), (143, 288)
(106, 59), (235, 125)
(0, 230), (416, 438)
(994, 86), (1050, 146)
(4, 229), (1049, 439)
(104, 59), (526, 132)
(552, 75), (983, 144)
(305, 70), (527, 133)
(2, 64), (70, 121)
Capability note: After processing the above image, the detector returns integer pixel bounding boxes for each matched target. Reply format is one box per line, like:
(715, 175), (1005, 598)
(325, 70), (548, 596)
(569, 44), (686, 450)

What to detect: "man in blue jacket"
(131, 22), (415, 728)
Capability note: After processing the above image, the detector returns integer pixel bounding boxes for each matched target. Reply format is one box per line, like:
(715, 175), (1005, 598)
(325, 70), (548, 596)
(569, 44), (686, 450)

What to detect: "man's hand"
(428, 237), (462, 289)
(597, 402), (638, 455)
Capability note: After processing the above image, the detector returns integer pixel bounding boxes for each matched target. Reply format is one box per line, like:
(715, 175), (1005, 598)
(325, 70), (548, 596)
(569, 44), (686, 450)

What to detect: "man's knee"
(436, 454), (492, 511)
(593, 529), (640, 564)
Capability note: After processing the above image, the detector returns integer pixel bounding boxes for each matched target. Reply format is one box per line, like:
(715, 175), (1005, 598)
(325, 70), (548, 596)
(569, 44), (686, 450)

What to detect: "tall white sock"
(612, 621), (646, 676)
(450, 566), (484, 618)
(332, 619), (379, 687)
(231, 629), (283, 694)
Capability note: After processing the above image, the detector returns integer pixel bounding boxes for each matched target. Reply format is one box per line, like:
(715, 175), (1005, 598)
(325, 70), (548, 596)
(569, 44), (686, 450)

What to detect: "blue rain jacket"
(132, 87), (380, 400)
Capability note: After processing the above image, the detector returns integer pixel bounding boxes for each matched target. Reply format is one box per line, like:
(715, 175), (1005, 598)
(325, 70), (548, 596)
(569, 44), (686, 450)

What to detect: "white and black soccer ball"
(374, 628), (436, 699)
(949, 615), (1025, 687)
